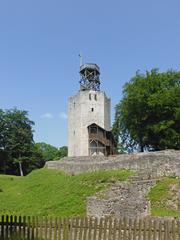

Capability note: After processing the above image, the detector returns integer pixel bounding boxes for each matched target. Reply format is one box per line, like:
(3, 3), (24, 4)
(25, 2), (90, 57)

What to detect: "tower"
(68, 63), (115, 157)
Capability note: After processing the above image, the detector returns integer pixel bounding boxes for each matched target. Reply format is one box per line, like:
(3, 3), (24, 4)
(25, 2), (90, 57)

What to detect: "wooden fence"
(0, 215), (179, 240)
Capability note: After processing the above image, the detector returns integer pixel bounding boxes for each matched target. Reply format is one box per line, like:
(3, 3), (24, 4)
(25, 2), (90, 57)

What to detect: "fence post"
(138, 219), (143, 240)
(93, 217), (98, 240)
(112, 218), (117, 240)
(78, 218), (83, 240)
(44, 216), (48, 240)
(153, 219), (157, 240)
(123, 217), (127, 240)
(158, 220), (162, 240)
(35, 216), (39, 239)
(57, 218), (62, 240)
(22, 216), (26, 239)
(118, 218), (122, 240)
(1, 215), (5, 239)
(143, 218), (147, 240)
(177, 220), (180, 240)
(49, 217), (53, 240)
(14, 215), (17, 239)
(128, 218), (133, 240)
(9, 215), (13, 238)
(133, 219), (137, 240)
(5, 215), (9, 239)
(63, 218), (69, 240)
(54, 217), (57, 240)
(18, 215), (22, 238)
(87, 217), (93, 240)
(39, 217), (43, 240)
(108, 218), (113, 240)
(98, 218), (103, 240)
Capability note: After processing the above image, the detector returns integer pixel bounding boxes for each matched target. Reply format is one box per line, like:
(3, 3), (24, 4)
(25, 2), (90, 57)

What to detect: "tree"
(5, 109), (35, 175)
(56, 146), (68, 159)
(0, 108), (45, 175)
(0, 110), (8, 173)
(113, 69), (180, 152)
(35, 143), (68, 161)
(35, 142), (59, 161)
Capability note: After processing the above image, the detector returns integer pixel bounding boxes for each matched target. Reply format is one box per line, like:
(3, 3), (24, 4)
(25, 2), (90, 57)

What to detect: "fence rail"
(0, 215), (179, 240)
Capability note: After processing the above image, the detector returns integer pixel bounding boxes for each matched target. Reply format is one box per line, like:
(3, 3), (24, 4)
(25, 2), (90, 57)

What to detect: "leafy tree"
(35, 142), (59, 161)
(0, 108), (45, 175)
(35, 143), (68, 161)
(56, 146), (68, 159)
(113, 69), (180, 152)
(5, 109), (35, 175)
(0, 110), (8, 173)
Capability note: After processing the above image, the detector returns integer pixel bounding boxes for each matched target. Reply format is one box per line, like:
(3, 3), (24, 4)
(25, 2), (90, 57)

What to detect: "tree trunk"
(19, 161), (24, 176)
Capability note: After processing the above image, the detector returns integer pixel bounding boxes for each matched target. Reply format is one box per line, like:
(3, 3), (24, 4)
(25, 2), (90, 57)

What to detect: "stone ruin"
(46, 150), (180, 219)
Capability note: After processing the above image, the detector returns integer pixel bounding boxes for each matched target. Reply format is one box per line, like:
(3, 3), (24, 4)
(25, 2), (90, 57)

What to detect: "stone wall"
(46, 150), (180, 177)
(46, 150), (180, 219)
(87, 169), (157, 219)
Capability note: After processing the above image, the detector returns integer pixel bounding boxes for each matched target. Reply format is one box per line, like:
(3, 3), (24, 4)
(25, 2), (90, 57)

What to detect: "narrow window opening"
(94, 94), (97, 101)
(89, 94), (91, 100)
(91, 108), (94, 112)
(73, 102), (75, 108)
(74, 130), (75, 135)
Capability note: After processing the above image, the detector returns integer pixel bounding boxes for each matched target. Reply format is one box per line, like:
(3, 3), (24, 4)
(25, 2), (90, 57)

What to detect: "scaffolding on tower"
(79, 63), (100, 91)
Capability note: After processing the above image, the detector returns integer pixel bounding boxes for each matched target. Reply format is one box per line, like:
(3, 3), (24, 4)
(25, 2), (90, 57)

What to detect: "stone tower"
(68, 63), (115, 157)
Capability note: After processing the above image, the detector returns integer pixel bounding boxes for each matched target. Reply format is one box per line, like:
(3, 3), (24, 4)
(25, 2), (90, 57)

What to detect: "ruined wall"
(46, 150), (180, 219)
(46, 150), (180, 177)
(87, 169), (157, 219)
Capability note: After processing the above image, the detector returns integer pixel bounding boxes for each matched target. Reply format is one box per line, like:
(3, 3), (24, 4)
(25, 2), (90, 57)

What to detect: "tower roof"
(80, 63), (100, 74)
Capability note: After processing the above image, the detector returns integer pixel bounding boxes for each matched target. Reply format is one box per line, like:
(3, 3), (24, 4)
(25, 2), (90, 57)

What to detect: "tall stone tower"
(68, 63), (115, 157)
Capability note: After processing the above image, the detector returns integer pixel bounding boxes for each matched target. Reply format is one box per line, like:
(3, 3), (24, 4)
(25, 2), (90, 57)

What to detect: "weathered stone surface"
(46, 150), (180, 219)
(46, 150), (180, 176)
(68, 90), (111, 157)
(87, 169), (157, 219)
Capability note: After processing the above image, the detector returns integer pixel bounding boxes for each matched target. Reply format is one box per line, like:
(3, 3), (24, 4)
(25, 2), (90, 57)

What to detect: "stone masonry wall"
(87, 169), (157, 219)
(46, 150), (180, 177)
(46, 150), (180, 219)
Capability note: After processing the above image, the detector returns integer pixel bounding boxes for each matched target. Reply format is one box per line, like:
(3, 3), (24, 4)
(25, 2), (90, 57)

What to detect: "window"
(73, 102), (75, 108)
(90, 127), (97, 133)
(91, 108), (94, 112)
(73, 130), (75, 135)
(89, 94), (91, 100)
(94, 94), (97, 101)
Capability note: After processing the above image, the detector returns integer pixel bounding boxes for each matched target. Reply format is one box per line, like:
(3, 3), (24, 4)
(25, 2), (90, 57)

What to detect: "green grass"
(148, 177), (180, 217)
(0, 168), (132, 217)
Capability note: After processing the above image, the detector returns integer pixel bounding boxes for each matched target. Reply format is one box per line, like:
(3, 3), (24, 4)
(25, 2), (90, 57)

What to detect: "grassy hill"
(148, 177), (180, 217)
(0, 168), (132, 217)
(0, 168), (179, 218)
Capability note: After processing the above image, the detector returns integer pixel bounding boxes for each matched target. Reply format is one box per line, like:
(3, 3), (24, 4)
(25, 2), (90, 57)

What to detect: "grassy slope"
(148, 177), (180, 217)
(0, 168), (132, 217)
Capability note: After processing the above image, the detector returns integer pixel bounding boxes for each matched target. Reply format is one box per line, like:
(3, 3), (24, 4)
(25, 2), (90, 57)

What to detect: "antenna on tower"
(78, 52), (83, 66)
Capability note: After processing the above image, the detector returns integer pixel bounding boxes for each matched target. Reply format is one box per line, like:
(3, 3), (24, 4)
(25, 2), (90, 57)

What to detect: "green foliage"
(148, 177), (180, 217)
(35, 143), (68, 161)
(0, 168), (132, 217)
(0, 108), (45, 175)
(56, 146), (68, 159)
(113, 69), (180, 152)
(35, 142), (59, 161)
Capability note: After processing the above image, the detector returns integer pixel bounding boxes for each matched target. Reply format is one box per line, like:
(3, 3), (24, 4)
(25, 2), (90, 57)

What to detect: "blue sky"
(0, 0), (180, 147)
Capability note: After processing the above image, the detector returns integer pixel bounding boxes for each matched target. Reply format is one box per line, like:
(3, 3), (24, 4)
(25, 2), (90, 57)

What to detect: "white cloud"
(41, 113), (54, 119)
(59, 112), (67, 119)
